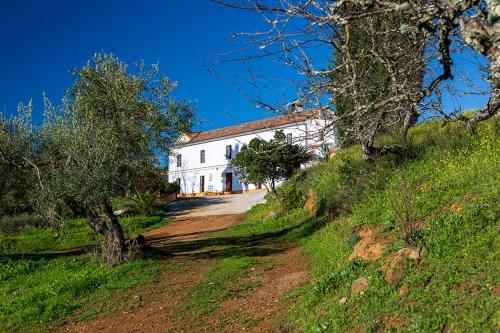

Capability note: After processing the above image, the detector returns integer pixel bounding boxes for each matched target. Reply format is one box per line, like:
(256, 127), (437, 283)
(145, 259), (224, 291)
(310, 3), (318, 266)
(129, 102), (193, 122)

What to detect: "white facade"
(168, 111), (337, 195)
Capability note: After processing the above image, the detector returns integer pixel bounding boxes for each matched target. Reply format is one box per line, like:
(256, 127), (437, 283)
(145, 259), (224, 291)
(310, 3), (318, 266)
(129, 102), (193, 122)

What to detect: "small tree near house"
(230, 130), (312, 193)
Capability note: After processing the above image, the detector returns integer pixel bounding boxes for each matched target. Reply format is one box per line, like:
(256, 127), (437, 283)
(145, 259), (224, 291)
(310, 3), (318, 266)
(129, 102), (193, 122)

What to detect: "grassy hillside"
(0, 118), (497, 332)
(0, 212), (170, 331)
(239, 119), (499, 332)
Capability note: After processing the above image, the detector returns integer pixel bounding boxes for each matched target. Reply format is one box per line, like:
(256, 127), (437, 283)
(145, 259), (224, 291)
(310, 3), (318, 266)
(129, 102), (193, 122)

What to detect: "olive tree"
(230, 130), (313, 193)
(214, 0), (499, 160)
(0, 54), (193, 263)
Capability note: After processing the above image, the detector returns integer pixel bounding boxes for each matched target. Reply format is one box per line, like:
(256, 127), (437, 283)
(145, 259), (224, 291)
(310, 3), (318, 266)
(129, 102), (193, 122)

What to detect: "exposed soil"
(377, 314), (409, 331)
(349, 225), (394, 262)
(58, 259), (213, 333)
(204, 246), (309, 332)
(143, 213), (246, 244)
(381, 246), (423, 284)
(57, 213), (310, 333)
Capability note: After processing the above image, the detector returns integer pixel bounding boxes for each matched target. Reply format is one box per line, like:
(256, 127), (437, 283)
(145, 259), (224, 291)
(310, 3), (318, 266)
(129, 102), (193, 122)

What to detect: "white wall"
(167, 118), (337, 194)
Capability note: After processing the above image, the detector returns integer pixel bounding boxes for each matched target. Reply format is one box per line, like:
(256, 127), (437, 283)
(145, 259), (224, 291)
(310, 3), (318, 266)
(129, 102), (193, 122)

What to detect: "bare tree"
(213, 0), (499, 160)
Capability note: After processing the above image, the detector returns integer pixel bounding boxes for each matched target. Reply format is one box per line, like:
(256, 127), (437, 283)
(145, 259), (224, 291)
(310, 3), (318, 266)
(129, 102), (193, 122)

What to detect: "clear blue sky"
(0, 0), (490, 131)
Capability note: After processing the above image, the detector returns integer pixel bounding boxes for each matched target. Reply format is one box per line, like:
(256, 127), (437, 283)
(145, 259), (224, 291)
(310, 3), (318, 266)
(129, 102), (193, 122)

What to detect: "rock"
(407, 247), (424, 260)
(339, 297), (347, 304)
(114, 209), (129, 216)
(351, 277), (369, 294)
(304, 189), (318, 217)
(382, 246), (424, 284)
(398, 285), (408, 297)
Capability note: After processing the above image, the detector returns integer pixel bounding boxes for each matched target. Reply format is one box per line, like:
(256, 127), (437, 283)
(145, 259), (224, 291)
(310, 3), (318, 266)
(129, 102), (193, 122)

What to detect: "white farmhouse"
(167, 109), (337, 196)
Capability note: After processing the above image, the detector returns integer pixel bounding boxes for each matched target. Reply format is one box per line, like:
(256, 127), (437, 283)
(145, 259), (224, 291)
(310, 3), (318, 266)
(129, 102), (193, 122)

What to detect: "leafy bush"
(0, 214), (46, 234)
(276, 172), (307, 210)
(124, 192), (158, 216)
(163, 182), (180, 196)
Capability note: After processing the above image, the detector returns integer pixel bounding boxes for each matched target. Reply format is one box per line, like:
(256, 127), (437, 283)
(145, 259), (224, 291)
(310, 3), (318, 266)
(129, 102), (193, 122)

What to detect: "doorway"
(200, 175), (205, 193)
(225, 172), (232, 192)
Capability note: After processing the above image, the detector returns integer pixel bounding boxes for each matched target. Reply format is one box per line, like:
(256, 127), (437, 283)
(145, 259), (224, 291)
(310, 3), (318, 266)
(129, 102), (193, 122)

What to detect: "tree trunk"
(460, 10), (499, 131)
(85, 208), (109, 236)
(362, 142), (404, 162)
(100, 201), (127, 264)
(402, 104), (420, 136)
(361, 141), (376, 162)
(467, 60), (499, 132)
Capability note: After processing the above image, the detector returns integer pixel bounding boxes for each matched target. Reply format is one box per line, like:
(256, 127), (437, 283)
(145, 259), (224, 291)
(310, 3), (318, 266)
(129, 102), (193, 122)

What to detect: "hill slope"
(239, 119), (499, 332)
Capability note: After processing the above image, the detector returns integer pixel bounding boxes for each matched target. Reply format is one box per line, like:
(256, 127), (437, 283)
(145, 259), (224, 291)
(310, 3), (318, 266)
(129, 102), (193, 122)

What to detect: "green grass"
(180, 256), (260, 318)
(1, 119), (498, 332)
(0, 203), (172, 332)
(0, 254), (160, 332)
(229, 119), (500, 332)
(0, 215), (170, 254)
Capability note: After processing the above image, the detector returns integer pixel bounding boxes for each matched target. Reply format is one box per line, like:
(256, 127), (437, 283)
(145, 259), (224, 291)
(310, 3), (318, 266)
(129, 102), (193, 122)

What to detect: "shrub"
(124, 192), (158, 216)
(276, 172), (307, 210)
(163, 182), (180, 196)
(0, 214), (46, 234)
(387, 172), (420, 245)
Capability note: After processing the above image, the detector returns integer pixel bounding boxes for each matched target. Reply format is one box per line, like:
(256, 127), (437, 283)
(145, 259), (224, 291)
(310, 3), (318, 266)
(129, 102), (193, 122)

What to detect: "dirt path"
(143, 213), (245, 244)
(58, 214), (310, 333)
(201, 246), (309, 332)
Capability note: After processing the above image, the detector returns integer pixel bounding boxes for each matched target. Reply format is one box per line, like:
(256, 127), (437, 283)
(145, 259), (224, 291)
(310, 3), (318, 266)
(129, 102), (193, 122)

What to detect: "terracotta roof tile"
(175, 109), (318, 146)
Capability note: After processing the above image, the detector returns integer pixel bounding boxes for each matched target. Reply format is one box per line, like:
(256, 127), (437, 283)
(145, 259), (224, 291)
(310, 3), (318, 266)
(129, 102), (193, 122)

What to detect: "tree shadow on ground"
(2, 214), (329, 262)
(143, 215), (328, 261)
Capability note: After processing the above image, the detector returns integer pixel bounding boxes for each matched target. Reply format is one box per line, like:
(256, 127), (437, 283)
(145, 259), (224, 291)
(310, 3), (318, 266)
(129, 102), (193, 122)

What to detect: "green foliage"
(0, 53), (193, 260)
(0, 215), (169, 255)
(163, 181), (180, 195)
(0, 105), (37, 216)
(34, 53), (192, 209)
(234, 118), (499, 332)
(275, 172), (307, 210)
(230, 129), (313, 192)
(0, 213), (46, 234)
(315, 143), (331, 162)
(0, 167), (33, 216)
(0, 255), (159, 332)
(124, 192), (158, 217)
(180, 256), (258, 317)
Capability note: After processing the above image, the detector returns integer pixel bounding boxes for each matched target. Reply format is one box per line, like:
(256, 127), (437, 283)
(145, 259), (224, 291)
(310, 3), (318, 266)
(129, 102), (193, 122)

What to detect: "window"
(208, 173), (212, 181)
(176, 154), (181, 167)
(286, 133), (292, 144)
(225, 145), (232, 159)
(319, 130), (325, 141)
(200, 150), (205, 163)
(176, 178), (181, 193)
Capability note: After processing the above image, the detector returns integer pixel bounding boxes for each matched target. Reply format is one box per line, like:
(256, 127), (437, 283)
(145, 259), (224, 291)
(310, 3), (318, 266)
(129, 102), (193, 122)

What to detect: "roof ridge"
(175, 109), (318, 147)
(196, 109), (316, 134)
